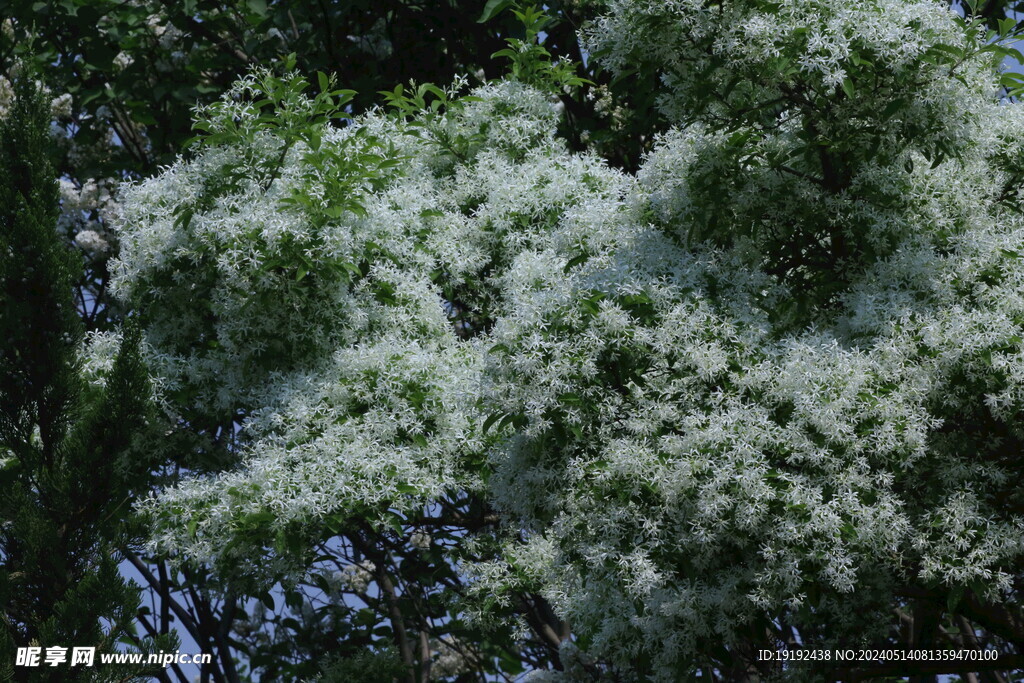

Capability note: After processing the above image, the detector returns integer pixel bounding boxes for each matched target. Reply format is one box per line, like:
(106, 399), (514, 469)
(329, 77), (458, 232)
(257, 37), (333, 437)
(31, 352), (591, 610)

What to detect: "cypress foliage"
(0, 76), (172, 681)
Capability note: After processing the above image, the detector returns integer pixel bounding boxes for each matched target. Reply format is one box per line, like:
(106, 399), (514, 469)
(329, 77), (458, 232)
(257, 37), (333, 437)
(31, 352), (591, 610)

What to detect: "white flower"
(0, 77), (12, 119)
(337, 562), (375, 593)
(430, 637), (472, 679)
(74, 229), (110, 254)
(50, 93), (73, 119)
(146, 14), (166, 38)
(113, 51), (134, 72)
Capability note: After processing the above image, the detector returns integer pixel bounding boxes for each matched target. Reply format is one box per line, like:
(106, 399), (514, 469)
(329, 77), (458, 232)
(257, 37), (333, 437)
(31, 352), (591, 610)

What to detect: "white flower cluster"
(59, 177), (119, 253)
(79, 330), (124, 386)
(470, 2), (1024, 676)
(115, 0), (1024, 675)
(50, 92), (72, 120)
(145, 13), (183, 53)
(120, 80), (620, 570)
(113, 51), (134, 73)
(429, 636), (473, 680)
(0, 76), (13, 119)
(588, 0), (994, 114)
(335, 561), (375, 594)
(73, 229), (109, 254)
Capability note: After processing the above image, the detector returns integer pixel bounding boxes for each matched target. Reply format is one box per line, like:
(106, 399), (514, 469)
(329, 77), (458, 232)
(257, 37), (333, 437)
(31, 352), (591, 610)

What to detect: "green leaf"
(242, 511), (276, 527)
(564, 252), (589, 272)
(479, 0), (514, 23)
(482, 412), (503, 434)
(173, 207), (194, 231)
(841, 76), (855, 99)
(880, 98), (905, 121)
(341, 261), (363, 278)
(1000, 72), (1024, 88)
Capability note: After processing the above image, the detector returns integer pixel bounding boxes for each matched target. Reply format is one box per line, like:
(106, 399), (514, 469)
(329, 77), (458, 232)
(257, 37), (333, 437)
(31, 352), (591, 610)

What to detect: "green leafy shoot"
(490, 5), (592, 93)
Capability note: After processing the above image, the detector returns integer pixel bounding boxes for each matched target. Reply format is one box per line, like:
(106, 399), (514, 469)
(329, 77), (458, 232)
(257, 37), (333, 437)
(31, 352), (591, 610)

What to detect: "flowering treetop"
(109, 0), (1024, 678)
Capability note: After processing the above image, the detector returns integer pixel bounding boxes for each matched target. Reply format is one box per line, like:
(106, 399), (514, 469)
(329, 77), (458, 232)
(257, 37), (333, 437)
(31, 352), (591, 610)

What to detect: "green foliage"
(0, 75), (173, 680)
(317, 647), (406, 682)
(189, 54), (356, 152)
(489, 5), (591, 93)
(189, 59), (405, 224)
